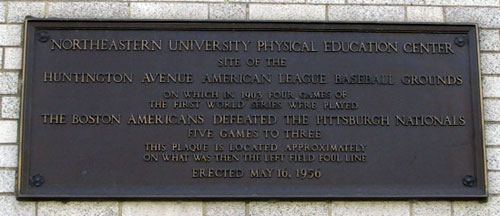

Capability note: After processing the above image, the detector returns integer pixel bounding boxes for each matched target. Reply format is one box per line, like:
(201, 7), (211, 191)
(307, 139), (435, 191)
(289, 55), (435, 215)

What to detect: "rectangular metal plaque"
(18, 19), (486, 199)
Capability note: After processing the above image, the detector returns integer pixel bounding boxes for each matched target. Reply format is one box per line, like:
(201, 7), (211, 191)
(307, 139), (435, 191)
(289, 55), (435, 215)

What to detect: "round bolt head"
(37, 31), (49, 43)
(462, 175), (475, 187)
(29, 174), (45, 187)
(454, 36), (466, 47)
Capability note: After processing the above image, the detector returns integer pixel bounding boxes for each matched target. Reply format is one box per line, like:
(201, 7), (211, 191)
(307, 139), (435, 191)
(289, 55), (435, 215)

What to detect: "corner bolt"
(462, 175), (475, 187)
(29, 174), (45, 187)
(454, 36), (466, 47)
(37, 31), (49, 43)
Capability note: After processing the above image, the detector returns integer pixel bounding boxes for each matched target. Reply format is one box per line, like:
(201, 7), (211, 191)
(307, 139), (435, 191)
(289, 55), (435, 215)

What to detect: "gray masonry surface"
(1, 0), (500, 215)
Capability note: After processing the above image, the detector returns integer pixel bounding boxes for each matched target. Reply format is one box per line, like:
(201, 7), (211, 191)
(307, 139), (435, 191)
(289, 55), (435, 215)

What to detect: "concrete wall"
(1, 0), (500, 215)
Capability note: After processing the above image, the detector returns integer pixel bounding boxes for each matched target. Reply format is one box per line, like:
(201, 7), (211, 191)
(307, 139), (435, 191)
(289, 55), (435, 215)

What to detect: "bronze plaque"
(18, 19), (486, 199)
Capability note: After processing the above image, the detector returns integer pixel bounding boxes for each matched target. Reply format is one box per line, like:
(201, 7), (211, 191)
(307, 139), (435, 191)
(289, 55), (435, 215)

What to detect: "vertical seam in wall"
(498, 30), (500, 50)
(245, 201), (249, 216)
(0, 95), (2, 120)
(442, 7), (446, 22)
(44, 1), (49, 18)
(202, 201), (206, 216)
(208, 3), (211, 20)
(404, 6), (408, 22)
(4, 1), (8, 24)
(325, 5), (330, 21)
(1, 48), (4, 70)
(325, 5), (328, 21)
(328, 201), (332, 216)
(450, 201), (454, 216)
(17, 53), (22, 96)
(118, 202), (122, 216)
(409, 201), (414, 216)
(127, 2), (131, 19)
(245, 4), (249, 20)
(35, 201), (39, 216)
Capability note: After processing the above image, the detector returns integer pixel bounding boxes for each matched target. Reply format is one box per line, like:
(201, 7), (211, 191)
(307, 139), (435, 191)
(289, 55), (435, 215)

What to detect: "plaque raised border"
(18, 19), (487, 200)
